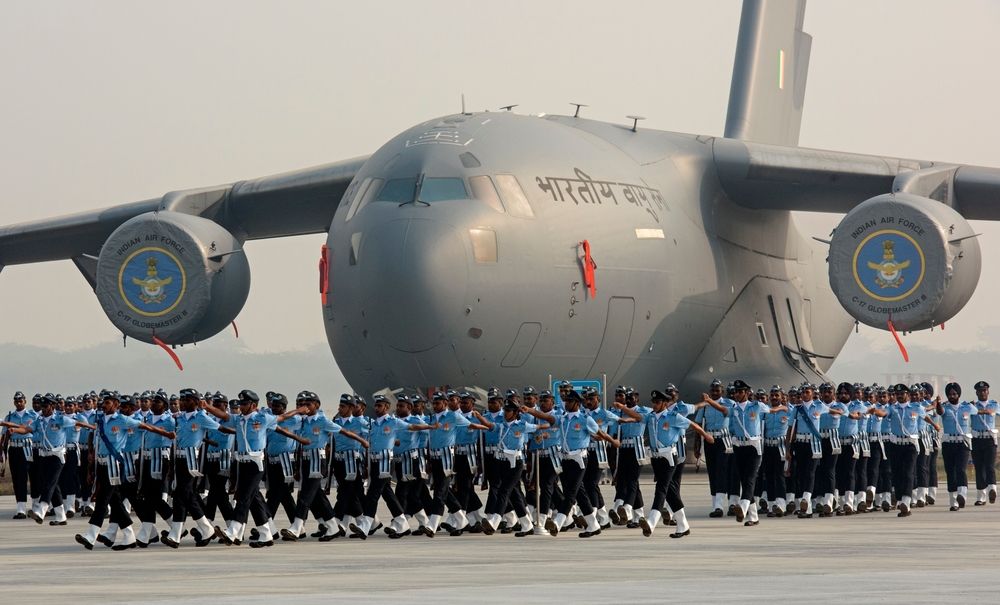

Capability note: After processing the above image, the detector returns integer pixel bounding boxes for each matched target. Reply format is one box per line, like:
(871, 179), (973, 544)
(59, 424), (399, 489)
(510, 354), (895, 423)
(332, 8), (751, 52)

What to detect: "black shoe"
(544, 517), (558, 537)
(727, 504), (736, 517)
(249, 528), (260, 541)
(311, 526), (328, 538)
(161, 534), (180, 549)
(74, 534), (95, 550)
(897, 503), (910, 517)
(249, 540), (274, 548)
(500, 524), (516, 535)
(926, 495), (936, 505)
(319, 527), (346, 542)
(280, 528), (300, 542)
(626, 521), (640, 529)
(639, 517), (652, 537)
(600, 522), (611, 530)
(709, 508), (723, 518)
(465, 521), (483, 534)
(96, 534), (114, 547)
(136, 539), (149, 549)
(190, 528), (213, 547)
(670, 529), (690, 539)
(12, 512), (27, 520)
(990, 489), (997, 504)
(440, 522), (457, 534)
(387, 529), (410, 539)
(744, 520), (759, 527)
(83, 506), (95, 516)
(49, 520), (68, 526)
(348, 522), (368, 540)
(149, 532), (159, 545)
(766, 511), (776, 518)
(420, 525), (435, 538)
(111, 541), (136, 551)
(66, 510), (75, 519)
(881, 501), (890, 512)
(578, 528), (600, 538)
(915, 500), (925, 508)
(797, 512), (812, 519)
(28, 510), (43, 524)
(608, 508), (621, 525)
(949, 505), (959, 511)
(573, 515), (587, 529)
(975, 500), (986, 506)
(45, 509), (55, 518)
(734, 506), (745, 523)
(480, 522), (495, 536)
(514, 527), (534, 537)
(368, 521), (383, 536)
(786, 502), (797, 515)
(957, 494), (967, 508)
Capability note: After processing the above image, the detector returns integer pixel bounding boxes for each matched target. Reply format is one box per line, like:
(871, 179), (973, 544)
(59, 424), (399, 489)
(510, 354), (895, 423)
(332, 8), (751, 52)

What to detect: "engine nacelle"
(95, 211), (250, 344)
(828, 192), (981, 331)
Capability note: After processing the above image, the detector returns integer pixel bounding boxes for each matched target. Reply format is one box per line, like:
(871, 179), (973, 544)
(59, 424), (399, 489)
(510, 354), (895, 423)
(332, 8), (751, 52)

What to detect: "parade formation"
(0, 379), (996, 550)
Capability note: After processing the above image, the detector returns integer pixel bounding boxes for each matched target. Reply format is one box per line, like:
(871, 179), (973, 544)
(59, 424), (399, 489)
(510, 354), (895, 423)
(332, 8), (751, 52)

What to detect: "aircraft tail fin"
(724, 0), (811, 146)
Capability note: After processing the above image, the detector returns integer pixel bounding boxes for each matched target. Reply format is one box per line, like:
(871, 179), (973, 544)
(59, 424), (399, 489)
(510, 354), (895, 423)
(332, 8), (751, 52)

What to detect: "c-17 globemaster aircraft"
(0, 0), (997, 397)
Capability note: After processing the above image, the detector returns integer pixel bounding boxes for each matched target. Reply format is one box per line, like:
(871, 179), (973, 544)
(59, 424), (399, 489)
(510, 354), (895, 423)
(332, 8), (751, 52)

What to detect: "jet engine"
(94, 211), (250, 344)
(828, 192), (981, 331)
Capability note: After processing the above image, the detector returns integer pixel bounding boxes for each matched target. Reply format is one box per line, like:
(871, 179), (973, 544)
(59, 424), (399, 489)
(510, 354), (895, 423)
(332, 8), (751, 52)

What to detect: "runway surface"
(2, 474), (997, 604)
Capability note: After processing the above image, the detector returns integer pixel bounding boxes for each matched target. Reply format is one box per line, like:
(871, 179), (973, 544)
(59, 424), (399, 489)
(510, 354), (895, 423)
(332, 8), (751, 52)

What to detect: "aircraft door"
(587, 296), (635, 381)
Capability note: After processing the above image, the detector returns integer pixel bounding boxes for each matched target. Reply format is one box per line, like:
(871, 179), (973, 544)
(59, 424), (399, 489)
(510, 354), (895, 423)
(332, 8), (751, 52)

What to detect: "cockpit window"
(469, 176), (505, 214)
(495, 174), (534, 218)
(419, 178), (467, 202)
(349, 177), (382, 220)
(376, 177), (418, 203)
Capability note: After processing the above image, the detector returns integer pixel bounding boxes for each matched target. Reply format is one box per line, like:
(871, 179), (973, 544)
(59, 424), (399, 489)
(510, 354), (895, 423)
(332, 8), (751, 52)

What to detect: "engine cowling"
(95, 211), (250, 344)
(828, 192), (981, 331)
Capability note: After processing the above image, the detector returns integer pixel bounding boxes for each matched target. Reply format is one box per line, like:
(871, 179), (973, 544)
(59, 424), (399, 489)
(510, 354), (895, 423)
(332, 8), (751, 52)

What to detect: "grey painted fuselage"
(326, 111), (851, 394)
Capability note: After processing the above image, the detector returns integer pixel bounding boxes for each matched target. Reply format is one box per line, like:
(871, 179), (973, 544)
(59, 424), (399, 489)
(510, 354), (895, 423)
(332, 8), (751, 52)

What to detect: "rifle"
(323, 433), (335, 495)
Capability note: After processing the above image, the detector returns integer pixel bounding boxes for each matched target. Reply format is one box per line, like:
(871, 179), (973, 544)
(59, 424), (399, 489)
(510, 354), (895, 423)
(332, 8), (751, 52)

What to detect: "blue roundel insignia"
(118, 247), (186, 317)
(852, 229), (925, 303)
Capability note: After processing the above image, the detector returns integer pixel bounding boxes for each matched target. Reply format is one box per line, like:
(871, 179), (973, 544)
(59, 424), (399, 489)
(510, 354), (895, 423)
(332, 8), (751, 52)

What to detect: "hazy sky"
(2, 1), (999, 384)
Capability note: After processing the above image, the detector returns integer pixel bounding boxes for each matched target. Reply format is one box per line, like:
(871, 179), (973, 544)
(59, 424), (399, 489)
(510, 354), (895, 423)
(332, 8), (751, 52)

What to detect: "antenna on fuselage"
(461, 93), (467, 115)
(570, 102), (588, 118)
(626, 115), (645, 132)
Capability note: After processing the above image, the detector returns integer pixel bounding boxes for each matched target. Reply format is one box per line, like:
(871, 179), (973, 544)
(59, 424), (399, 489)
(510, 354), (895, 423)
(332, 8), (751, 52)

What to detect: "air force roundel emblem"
(852, 230), (925, 303)
(118, 247), (186, 317)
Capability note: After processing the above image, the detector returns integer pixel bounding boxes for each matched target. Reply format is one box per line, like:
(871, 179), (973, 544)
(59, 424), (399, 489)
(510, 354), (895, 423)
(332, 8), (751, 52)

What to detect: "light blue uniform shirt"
(78, 409), (94, 446)
(763, 407), (791, 439)
(369, 414), (411, 452)
(299, 412), (343, 451)
(497, 419), (538, 450)
(428, 410), (471, 450)
(481, 411), (504, 447)
(970, 400), (998, 432)
(619, 406), (650, 439)
(888, 402), (926, 437)
(700, 400), (730, 432)
(266, 416), (302, 456)
(224, 411), (278, 454)
(33, 414), (77, 450)
(795, 401), (829, 436)
(868, 403), (887, 434)
(646, 410), (691, 448)
(669, 401), (695, 418)
(123, 412), (145, 453)
(941, 402), (977, 436)
(839, 401), (869, 437)
(585, 407), (621, 436)
(173, 410), (220, 449)
(4, 409), (38, 445)
(819, 401), (846, 431)
(455, 411), (480, 447)
(727, 401), (769, 439)
(414, 413), (430, 448)
(559, 411), (600, 451)
(531, 408), (562, 451)
(143, 414), (175, 449)
(94, 412), (143, 457)
(334, 416), (368, 453)
(393, 415), (425, 455)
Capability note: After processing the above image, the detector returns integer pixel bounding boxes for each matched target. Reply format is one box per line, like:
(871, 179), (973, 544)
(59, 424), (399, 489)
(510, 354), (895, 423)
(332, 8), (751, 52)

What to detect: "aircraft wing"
(0, 155), (369, 269)
(713, 137), (1000, 220)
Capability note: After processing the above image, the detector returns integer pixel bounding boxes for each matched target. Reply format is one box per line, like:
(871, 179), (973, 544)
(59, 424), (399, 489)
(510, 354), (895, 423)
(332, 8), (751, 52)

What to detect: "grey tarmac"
(2, 474), (996, 604)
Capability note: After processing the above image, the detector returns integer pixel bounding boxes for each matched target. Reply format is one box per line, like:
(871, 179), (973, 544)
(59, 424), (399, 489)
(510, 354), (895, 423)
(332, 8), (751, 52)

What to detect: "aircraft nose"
(359, 218), (468, 352)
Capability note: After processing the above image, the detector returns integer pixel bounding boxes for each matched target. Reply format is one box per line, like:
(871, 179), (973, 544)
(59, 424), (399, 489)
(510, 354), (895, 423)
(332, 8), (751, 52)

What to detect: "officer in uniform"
(479, 388), (505, 526)
(526, 390), (565, 534)
(937, 382), (975, 511)
(582, 386), (621, 529)
(388, 394), (431, 538)
(351, 393), (433, 539)
(134, 392), (176, 547)
(58, 396), (83, 519)
(479, 399), (540, 537)
(76, 392), (97, 515)
(447, 391), (488, 535)
(1, 393), (90, 526)
(761, 385), (792, 516)
(162, 388), (221, 548)
(969, 380), (998, 505)
(75, 391), (174, 550)
(631, 389), (714, 537)
(886, 384), (940, 516)
(695, 379), (731, 517)
(612, 386), (649, 526)
(202, 393), (236, 527)
(787, 384), (829, 517)
(3, 391), (37, 518)
(264, 392), (301, 531)
(870, 386), (893, 511)
(540, 389), (620, 538)
(833, 383), (869, 515)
